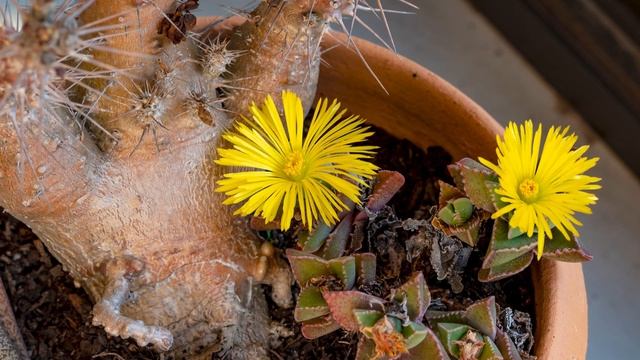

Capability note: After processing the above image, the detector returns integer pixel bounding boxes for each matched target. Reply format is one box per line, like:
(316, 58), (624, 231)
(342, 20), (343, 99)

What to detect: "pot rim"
(317, 33), (588, 360)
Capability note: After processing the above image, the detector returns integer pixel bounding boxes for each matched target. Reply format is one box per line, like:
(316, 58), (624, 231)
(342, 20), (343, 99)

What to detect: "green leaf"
(452, 198), (474, 223)
(426, 310), (466, 327)
(495, 330), (523, 360)
(402, 322), (428, 349)
(294, 286), (329, 322)
(479, 336), (504, 360)
(321, 215), (352, 259)
(328, 256), (357, 290)
(436, 323), (470, 357)
(464, 297), (497, 339)
(300, 315), (341, 339)
(540, 227), (593, 262)
(438, 180), (465, 208)
(299, 223), (332, 253)
(479, 252), (534, 282)
(323, 290), (385, 331)
(286, 249), (329, 287)
(481, 219), (536, 274)
(454, 158), (498, 212)
(353, 309), (384, 328)
(394, 272), (430, 322)
(403, 327), (451, 360)
(354, 253), (377, 285)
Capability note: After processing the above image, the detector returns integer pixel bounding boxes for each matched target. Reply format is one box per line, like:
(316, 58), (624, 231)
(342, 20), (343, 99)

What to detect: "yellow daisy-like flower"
(215, 91), (378, 230)
(479, 120), (601, 258)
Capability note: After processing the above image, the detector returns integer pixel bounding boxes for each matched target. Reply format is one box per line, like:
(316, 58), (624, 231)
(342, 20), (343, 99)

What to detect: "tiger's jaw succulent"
(435, 158), (593, 282)
(427, 297), (523, 360)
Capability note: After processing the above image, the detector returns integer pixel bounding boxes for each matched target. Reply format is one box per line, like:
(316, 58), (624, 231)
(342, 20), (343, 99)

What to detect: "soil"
(0, 127), (536, 359)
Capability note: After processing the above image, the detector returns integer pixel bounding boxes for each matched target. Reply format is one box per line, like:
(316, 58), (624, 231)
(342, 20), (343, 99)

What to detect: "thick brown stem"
(224, 1), (328, 115)
(77, 0), (175, 152)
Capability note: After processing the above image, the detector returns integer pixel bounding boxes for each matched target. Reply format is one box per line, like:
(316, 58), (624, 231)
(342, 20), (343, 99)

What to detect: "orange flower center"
(283, 151), (304, 178)
(519, 178), (539, 201)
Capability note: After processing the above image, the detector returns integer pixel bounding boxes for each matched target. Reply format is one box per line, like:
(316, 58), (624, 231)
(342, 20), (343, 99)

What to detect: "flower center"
(519, 178), (539, 201)
(283, 151), (304, 178)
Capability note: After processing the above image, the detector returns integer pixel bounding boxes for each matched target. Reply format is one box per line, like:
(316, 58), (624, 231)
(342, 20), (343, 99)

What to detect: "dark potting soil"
(0, 126), (536, 360)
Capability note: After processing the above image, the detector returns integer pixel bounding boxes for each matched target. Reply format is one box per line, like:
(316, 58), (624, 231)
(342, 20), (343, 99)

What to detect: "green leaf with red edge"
(495, 330), (523, 360)
(539, 227), (593, 262)
(354, 253), (377, 285)
(286, 249), (357, 289)
(286, 249), (329, 287)
(402, 326), (451, 360)
(321, 214), (353, 259)
(432, 209), (489, 247)
(353, 309), (384, 328)
(301, 315), (341, 339)
(323, 290), (385, 331)
(464, 297), (497, 340)
(479, 336), (503, 360)
(436, 323), (470, 357)
(294, 286), (329, 322)
(402, 321), (428, 349)
(328, 256), (357, 290)
(479, 252), (534, 282)
(450, 158), (499, 212)
(366, 170), (406, 212)
(438, 180), (466, 208)
(482, 219), (537, 269)
(299, 223), (332, 253)
(394, 272), (430, 322)
(426, 310), (466, 327)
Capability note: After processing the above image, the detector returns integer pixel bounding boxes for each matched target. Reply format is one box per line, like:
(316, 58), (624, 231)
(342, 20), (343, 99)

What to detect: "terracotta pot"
(317, 34), (588, 360)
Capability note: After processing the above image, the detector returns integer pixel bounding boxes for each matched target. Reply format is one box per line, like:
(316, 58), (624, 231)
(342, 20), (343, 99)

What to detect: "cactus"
(434, 158), (592, 282)
(0, 0), (419, 357)
(427, 297), (523, 360)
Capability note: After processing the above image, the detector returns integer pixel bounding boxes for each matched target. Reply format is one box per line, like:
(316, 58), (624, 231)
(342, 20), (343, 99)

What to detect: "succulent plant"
(294, 170), (405, 256)
(427, 297), (523, 360)
(479, 218), (592, 282)
(318, 273), (451, 359)
(433, 158), (592, 281)
(432, 180), (490, 247)
(286, 249), (378, 338)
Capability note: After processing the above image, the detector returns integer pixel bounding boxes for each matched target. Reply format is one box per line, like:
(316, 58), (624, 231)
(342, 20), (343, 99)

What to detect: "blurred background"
(198, 1), (640, 358)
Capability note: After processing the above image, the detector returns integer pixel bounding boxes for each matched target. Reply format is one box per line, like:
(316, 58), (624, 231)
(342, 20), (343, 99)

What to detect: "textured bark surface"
(0, 0), (355, 358)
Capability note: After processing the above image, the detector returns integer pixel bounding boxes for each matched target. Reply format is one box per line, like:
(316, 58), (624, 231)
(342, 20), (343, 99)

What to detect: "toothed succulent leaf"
(538, 227), (593, 262)
(300, 315), (341, 339)
(323, 291), (385, 332)
(480, 218), (592, 282)
(401, 327), (451, 360)
(427, 297), (521, 360)
(354, 309), (385, 328)
(393, 272), (431, 322)
(402, 321), (429, 349)
(286, 249), (356, 289)
(464, 297), (497, 339)
(299, 223), (332, 253)
(433, 180), (489, 246)
(320, 214), (353, 259)
(356, 170), (405, 221)
(294, 286), (330, 322)
(447, 158), (498, 212)
(354, 253), (377, 285)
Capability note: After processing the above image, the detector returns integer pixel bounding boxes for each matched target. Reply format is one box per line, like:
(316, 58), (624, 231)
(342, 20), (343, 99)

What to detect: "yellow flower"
(479, 120), (601, 258)
(215, 91), (378, 230)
